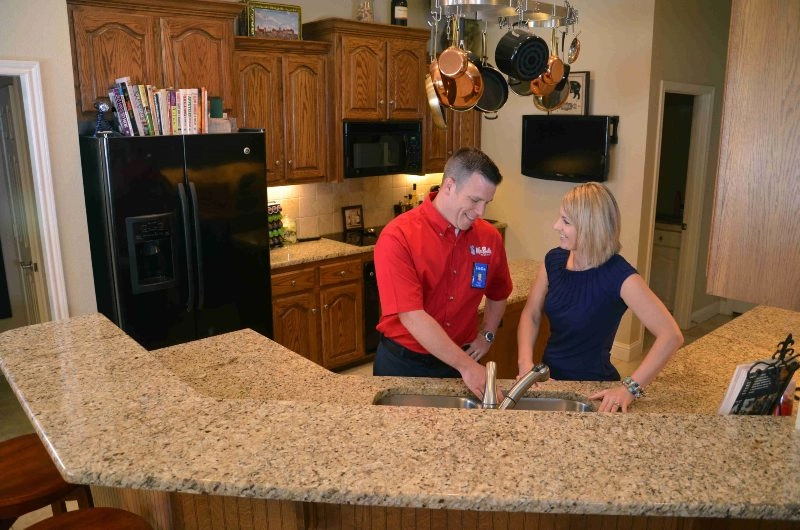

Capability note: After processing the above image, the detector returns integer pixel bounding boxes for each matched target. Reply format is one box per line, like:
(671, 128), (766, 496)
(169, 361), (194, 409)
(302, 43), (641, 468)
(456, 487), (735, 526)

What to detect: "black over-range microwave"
(343, 121), (423, 178)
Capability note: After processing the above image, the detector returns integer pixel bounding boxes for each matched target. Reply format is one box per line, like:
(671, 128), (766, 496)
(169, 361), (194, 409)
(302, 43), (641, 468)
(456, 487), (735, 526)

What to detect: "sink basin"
(374, 394), (593, 412)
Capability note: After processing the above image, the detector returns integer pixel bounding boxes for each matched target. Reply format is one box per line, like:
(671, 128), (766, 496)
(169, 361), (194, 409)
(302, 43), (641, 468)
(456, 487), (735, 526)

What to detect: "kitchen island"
(1, 305), (799, 529)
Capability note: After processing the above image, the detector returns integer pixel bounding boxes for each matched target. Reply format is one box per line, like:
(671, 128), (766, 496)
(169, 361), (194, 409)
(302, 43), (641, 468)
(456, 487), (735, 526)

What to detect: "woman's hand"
(590, 386), (634, 412)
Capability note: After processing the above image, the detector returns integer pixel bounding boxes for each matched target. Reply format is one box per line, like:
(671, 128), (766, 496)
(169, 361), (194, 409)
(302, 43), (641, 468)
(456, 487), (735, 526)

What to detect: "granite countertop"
(1, 305), (799, 520)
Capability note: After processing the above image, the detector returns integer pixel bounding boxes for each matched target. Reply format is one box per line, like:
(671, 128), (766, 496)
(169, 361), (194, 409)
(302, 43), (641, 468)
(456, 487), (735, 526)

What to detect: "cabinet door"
(160, 15), (235, 113)
(284, 54), (329, 183)
(341, 35), (386, 120)
(319, 282), (363, 369)
(272, 291), (320, 364)
(425, 108), (450, 173)
(386, 38), (426, 120)
(425, 108), (482, 173)
(236, 53), (286, 184)
(70, 6), (160, 114)
(450, 109), (482, 151)
(651, 245), (680, 311)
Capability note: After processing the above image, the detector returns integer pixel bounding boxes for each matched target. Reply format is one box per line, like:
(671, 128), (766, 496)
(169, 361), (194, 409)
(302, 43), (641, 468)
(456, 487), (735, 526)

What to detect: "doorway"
(650, 81), (715, 330)
(0, 61), (69, 331)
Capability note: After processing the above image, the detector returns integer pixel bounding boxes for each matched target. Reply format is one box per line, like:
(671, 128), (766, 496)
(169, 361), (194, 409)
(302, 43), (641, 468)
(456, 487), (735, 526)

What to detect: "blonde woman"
(517, 182), (683, 412)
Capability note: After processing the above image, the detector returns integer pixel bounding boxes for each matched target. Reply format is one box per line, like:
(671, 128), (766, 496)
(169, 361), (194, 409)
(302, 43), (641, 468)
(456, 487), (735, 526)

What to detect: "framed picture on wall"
(342, 205), (364, 232)
(246, 2), (302, 40)
(556, 71), (590, 115)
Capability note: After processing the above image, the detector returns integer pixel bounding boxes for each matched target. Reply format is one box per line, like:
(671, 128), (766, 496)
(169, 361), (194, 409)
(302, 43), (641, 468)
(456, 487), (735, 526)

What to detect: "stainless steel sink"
(374, 394), (593, 412)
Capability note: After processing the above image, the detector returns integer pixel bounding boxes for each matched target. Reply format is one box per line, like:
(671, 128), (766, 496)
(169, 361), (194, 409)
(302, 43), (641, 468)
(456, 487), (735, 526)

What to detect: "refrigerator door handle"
(188, 182), (205, 310)
(177, 183), (196, 312)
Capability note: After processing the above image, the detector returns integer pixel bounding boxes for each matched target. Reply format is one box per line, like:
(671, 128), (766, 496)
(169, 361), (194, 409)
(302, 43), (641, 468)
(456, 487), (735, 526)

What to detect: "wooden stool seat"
(26, 507), (152, 530)
(0, 434), (92, 529)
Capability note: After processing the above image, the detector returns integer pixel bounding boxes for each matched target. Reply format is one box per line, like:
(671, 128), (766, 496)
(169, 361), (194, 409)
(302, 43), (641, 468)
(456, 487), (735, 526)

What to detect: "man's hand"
(461, 340), (491, 362)
(460, 361), (488, 399)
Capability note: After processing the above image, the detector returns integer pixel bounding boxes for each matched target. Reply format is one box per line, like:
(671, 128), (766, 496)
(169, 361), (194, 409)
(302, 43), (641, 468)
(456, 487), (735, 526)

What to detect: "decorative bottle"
(391, 0), (408, 26)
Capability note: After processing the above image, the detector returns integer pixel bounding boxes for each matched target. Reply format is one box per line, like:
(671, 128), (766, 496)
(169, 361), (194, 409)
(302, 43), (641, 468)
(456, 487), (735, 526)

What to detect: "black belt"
(379, 335), (428, 359)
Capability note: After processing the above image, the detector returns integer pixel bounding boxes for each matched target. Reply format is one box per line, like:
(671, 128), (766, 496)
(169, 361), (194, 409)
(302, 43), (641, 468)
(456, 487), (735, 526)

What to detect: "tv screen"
(521, 115), (613, 183)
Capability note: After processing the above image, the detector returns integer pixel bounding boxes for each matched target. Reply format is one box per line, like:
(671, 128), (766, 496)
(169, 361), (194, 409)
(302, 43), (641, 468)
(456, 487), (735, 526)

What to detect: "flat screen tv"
(521, 115), (617, 183)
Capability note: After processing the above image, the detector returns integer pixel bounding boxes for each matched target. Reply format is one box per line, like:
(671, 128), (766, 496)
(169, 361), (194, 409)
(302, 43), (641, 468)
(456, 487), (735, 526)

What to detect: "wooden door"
(283, 54), (328, 183)
(425, 108), (450, 173)
(69, 6), (159, 115)
(160, 15), (235, 114)
(386, 38), (426, 120)
(450, 109), (482, 152)
(341, 35), (386, 120)
(319, 282), (363, 369)
(272, 291), (320, 364)
(236, 53), (286, 184)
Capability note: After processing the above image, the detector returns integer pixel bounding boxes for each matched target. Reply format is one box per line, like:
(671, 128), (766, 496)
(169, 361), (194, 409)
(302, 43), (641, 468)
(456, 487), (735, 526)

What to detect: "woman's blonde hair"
(561, 182), (621, 267)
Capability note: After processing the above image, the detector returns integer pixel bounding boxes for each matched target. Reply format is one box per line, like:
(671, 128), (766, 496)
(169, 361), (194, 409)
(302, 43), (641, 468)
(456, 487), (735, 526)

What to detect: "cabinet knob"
(323, 304), (329, 310)
(311, 308), (317, 314)
(288, 160), (293, 166)
(291, 279), (296, 286)
(389, 99), (395, 106)
(275, 160), (281, 166)
(339, 270), (346, 276)
(379, 99), (385, 106)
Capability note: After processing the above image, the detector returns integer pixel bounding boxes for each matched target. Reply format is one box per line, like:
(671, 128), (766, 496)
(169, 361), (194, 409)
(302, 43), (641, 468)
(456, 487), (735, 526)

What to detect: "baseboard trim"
(691, 301), (722, 326)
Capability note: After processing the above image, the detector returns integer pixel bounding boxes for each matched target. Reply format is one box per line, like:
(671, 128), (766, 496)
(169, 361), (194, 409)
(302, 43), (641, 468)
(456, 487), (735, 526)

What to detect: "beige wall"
(0, 0), (96, 317)
(1, 0), (730, 337)
(647, 0), (731, 316)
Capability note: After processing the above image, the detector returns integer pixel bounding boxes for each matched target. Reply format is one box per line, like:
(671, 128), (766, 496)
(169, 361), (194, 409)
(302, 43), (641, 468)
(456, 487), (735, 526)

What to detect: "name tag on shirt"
(471, 262), (488, 288)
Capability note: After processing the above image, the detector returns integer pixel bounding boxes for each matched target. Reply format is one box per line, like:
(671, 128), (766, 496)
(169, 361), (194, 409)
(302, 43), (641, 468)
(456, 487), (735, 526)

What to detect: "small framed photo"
(342, 205), (364, 232)
(246, 2), (302, 40)
(556, 71), (590, 115)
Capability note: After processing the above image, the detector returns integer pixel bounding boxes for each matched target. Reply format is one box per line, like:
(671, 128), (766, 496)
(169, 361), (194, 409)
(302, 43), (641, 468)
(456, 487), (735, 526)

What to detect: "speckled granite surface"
(1, 301), (799, 518)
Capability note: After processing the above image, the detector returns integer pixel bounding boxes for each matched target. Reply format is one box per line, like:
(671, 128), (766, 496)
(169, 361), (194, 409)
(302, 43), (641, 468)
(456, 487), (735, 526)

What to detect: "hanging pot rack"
(433, 0), (579, 30)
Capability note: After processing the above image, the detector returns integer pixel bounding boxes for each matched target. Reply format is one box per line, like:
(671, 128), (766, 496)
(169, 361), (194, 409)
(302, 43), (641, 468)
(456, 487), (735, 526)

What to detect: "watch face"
(483, 331), (495, 342)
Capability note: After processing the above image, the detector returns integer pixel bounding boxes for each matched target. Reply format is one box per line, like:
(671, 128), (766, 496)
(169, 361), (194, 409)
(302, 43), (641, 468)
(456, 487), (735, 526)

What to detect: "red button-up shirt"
(374, 193), (512, 353)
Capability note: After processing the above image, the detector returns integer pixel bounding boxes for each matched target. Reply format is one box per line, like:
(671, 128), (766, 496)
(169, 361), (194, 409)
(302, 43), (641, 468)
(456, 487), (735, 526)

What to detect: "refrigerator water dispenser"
(126, 214), (177, 293)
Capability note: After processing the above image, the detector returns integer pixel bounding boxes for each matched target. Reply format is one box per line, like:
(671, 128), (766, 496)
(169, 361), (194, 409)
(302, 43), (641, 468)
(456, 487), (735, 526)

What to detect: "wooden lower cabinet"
(91, 486), (799, 530)
(481, 300), (549, 380)
(271, 256), (365, 370)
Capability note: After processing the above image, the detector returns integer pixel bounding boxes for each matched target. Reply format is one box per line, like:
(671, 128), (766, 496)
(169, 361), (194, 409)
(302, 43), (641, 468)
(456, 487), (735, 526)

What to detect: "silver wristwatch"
(481, 330), (495, 343)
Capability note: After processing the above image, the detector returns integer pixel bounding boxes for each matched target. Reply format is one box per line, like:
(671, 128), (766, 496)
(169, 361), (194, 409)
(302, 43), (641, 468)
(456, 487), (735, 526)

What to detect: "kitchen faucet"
(482, 361), (551, 410)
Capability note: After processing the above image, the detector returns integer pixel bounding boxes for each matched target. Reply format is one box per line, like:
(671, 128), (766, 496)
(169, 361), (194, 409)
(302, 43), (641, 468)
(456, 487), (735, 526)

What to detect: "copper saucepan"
(542, 28), (565, 85)
(438, 17), (483, 112)
(438, 18), (469, 78)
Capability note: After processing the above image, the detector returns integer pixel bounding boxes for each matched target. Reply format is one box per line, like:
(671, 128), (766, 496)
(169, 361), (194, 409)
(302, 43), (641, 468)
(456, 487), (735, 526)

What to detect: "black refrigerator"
(79, 131), (273, 350)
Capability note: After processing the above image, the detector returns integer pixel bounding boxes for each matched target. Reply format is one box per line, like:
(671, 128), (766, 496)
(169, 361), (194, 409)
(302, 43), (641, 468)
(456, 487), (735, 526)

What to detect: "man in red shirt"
(374, 147), (512, 399)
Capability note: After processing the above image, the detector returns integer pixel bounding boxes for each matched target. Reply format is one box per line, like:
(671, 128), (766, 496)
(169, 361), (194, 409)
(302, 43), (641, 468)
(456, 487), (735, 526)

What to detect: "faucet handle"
(498, 363), (550, 410)
(482, 361), (498, 409)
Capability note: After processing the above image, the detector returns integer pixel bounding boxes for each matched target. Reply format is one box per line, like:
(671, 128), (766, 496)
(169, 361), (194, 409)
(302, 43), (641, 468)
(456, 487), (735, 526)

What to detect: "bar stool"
(0, 433), (93, 530)
(26, 507), (152, 529)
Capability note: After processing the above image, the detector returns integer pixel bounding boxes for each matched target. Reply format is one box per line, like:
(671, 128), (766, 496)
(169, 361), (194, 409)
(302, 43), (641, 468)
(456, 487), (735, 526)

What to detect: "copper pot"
(530, 76), (555, 97)
(442, 52), (484, 111)
(426, 18), (447, 129)
(541, 28), (565, 85)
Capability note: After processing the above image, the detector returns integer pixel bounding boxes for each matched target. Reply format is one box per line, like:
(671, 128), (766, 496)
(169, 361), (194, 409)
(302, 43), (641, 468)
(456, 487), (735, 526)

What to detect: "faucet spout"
(482, 361), (498, 409)
(499, 363), (550, 410)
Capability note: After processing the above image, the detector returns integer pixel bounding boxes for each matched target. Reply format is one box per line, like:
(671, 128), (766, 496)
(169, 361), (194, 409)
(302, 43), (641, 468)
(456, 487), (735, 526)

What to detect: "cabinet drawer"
(271, 268), (315, 296)
(319, 258), (362, 286)
(654, 229), (681, 249)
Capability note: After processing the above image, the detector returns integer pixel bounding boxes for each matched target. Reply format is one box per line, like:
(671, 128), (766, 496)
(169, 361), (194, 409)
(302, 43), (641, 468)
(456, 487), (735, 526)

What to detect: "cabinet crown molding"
(67, 0), (244, 18)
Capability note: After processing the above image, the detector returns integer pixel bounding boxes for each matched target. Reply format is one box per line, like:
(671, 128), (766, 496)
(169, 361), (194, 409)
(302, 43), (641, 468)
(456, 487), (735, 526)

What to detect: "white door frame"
(651, 81), (715, 329)
(0, 60), (68, 321)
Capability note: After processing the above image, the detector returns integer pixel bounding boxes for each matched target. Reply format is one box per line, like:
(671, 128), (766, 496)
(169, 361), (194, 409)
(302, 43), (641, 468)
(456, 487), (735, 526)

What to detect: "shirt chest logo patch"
(470, 245), (493, 257)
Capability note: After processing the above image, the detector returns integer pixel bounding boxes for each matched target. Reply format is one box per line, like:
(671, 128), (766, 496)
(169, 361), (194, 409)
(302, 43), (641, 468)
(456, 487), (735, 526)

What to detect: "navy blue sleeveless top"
(542, 247), (637, 381)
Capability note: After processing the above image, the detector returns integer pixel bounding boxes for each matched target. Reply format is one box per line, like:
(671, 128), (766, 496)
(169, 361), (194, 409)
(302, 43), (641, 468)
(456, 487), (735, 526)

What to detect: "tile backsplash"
(268, 173), (443, 239)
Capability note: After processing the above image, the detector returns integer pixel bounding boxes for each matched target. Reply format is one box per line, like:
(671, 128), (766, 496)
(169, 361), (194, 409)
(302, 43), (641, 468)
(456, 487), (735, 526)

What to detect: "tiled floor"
(0, 313), (734, 528)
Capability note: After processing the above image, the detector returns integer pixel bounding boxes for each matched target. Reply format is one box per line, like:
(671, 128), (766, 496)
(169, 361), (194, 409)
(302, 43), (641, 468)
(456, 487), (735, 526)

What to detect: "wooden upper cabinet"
(386, 38), (426, 120)
(339, 34), (425, 121)
(707, 0), (800, 310)
(69, 6), (160, 115)
(425, 107), (482, 173)
(68, 0), (241, 121)
(159, 15), (235, 110)
(340, 35), (387, 120)
(235, 38), (330, 185)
